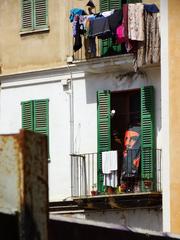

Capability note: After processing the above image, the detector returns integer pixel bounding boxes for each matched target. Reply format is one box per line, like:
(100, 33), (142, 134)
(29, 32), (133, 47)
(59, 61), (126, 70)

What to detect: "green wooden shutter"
(100, 0), (109, 11)
(141, 86), (156, 191)
(100, 0), (110, 56)
(21, 100), (34, 130)
(21, 0), (33, 31)
(34, 99), (49, 136)
(110, 0), (121, 9)
(97, 90), (111, 193)
(34, 99), (49, 156)
(126, 0), (142, 3)
(100, 0), (122, 56)
(34, 0), (48, 29)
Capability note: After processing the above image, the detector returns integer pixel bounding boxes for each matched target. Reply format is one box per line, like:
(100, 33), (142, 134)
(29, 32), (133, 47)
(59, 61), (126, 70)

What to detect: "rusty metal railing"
(71, 153), (97, 197)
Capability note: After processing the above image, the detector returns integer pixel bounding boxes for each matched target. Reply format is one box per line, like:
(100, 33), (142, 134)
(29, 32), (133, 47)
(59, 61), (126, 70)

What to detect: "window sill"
(20, 27), (50, 36)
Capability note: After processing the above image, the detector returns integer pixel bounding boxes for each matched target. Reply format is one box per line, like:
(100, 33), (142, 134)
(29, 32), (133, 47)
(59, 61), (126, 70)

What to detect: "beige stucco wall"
(0, 0), (98, 75)
(169, 0), (180, 234)
(0, 0), (159, 75)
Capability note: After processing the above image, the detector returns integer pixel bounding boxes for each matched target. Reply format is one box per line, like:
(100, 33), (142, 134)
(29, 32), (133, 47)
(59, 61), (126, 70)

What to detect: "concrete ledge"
(73, 192), (162, 210)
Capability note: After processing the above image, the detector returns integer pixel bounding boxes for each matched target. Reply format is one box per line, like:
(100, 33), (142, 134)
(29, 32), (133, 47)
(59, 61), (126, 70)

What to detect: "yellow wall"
(169, 0), (180, 234)
(0, 0), (98, 75)
(0, 0), (159, 75)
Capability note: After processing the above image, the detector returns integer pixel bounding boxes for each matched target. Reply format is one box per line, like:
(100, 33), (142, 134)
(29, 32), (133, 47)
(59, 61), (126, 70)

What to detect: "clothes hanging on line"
(88, 16), (111, 39)
(128, 3), (144, 41)
(69, 8), (87, 22)
(70, 3), (160, 63)
(102, 150), (118, 188)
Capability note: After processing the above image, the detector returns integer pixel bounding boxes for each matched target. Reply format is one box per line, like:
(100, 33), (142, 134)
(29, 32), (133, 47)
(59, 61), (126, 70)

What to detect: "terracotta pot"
(107, 187), (113, 194)
(91, 190), (96, 196)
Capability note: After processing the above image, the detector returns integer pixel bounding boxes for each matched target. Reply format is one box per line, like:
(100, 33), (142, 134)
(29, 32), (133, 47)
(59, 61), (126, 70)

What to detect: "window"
(21, 99), (49, 153)
(21, 0), (48, 32)
(97, 86), (155, 193)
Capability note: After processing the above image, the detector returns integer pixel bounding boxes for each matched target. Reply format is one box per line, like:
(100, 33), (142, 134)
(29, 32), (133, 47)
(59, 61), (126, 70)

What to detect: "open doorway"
(111, 89), (141, 190)
(111, 89), (141, 150)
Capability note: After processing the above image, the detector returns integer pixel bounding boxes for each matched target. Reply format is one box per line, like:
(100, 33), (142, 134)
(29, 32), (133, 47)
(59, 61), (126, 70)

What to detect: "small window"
(21, 0), (48, 33)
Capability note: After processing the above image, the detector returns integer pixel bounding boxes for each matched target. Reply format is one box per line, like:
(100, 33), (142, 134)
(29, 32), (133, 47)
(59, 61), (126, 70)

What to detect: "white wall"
(73, 67), (161, 154)
(0, 78), (72, 201)
(62, 208), (162, 232)
(0, 66), (161, 201)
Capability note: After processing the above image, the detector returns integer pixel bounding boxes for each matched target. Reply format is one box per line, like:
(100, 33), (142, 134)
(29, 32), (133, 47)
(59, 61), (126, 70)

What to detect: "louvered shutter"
(34, 99), (49, 156)
(21, 0), (33, 31)
(97, 90), (111, 193)
(34, 99), (49, 136)
(100, 0), (122, 56)
(141, 86), (156, 191)
(126, 0), (142, 3)
(21, 100), (34, 130)
(34, 0), (48, 29)
(100, 0), (110, 56)
(110, 0), (121, 9)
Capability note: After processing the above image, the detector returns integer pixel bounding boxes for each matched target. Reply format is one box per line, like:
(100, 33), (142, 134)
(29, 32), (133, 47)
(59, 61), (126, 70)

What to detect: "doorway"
(111, 89), (141, 188)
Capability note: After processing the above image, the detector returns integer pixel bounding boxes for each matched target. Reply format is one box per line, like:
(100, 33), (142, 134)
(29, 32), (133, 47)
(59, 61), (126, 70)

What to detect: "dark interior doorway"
(111, 89), (141, 186)
(111, 89), (141, 150)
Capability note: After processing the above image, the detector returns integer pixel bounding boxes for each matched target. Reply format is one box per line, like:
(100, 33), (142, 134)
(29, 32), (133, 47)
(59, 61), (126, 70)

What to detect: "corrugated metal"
(0, 129), (48, 240)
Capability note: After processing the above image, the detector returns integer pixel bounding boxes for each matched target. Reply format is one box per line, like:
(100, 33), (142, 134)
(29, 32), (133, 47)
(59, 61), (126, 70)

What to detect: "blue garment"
(69, 8), (87, 22)
(144, 4), (159, 13)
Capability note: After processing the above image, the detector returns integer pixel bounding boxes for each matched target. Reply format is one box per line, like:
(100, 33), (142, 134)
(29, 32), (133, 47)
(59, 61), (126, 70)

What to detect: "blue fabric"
(144, 4), (159, 13)
(69, 8), (87, 22)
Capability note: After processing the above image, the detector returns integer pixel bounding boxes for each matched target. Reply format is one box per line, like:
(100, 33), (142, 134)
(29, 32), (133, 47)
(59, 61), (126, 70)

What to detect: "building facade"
(0, 0), (179, 235)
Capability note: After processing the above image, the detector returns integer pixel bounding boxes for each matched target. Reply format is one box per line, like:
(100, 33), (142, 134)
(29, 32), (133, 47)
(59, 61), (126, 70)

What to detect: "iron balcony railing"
(71, 149), (162, 198)
(73, 37), (125, 62)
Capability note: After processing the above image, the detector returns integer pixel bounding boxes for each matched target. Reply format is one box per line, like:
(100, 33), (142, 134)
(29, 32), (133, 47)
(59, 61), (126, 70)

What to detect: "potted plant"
(91, 183), (97, 196)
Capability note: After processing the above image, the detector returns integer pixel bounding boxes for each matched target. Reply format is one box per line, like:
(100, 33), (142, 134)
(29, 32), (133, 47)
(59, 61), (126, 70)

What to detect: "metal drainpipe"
(67, 64), (74, 155)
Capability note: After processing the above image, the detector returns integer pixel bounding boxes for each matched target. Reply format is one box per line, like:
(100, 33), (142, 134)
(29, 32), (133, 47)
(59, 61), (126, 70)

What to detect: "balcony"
(70, 149), (162, 209)
(71, 4), (160, 73)
(72, 40), (136, 73)
(72, 38), (160, 74)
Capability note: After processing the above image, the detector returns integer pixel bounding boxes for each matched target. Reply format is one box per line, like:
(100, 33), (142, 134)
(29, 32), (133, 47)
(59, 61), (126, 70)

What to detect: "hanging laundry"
(116, 24), (125, 44)
(108, 9), (122, 36)
(88, 16), (111, 39)
(144, 4), (159, 13)
(116, 4), (125, 44)
(145, 11), (160, 64)
(84, 37), (96, 58)
(128, 3), (144, 41)
(102, 10), (114, 18)
(135, 9), (160, 68)
(73, 15), (82, 52)
(102, 150), (118, 188)
(69, 8), (87, 22)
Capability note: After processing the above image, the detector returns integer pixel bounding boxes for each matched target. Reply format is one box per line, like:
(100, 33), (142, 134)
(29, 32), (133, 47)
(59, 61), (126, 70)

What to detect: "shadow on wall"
(0, 212), (19, 240)
(84, 69), (161, 146)
(49, 217), (176, 240)
(84, 71), (149, 104)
